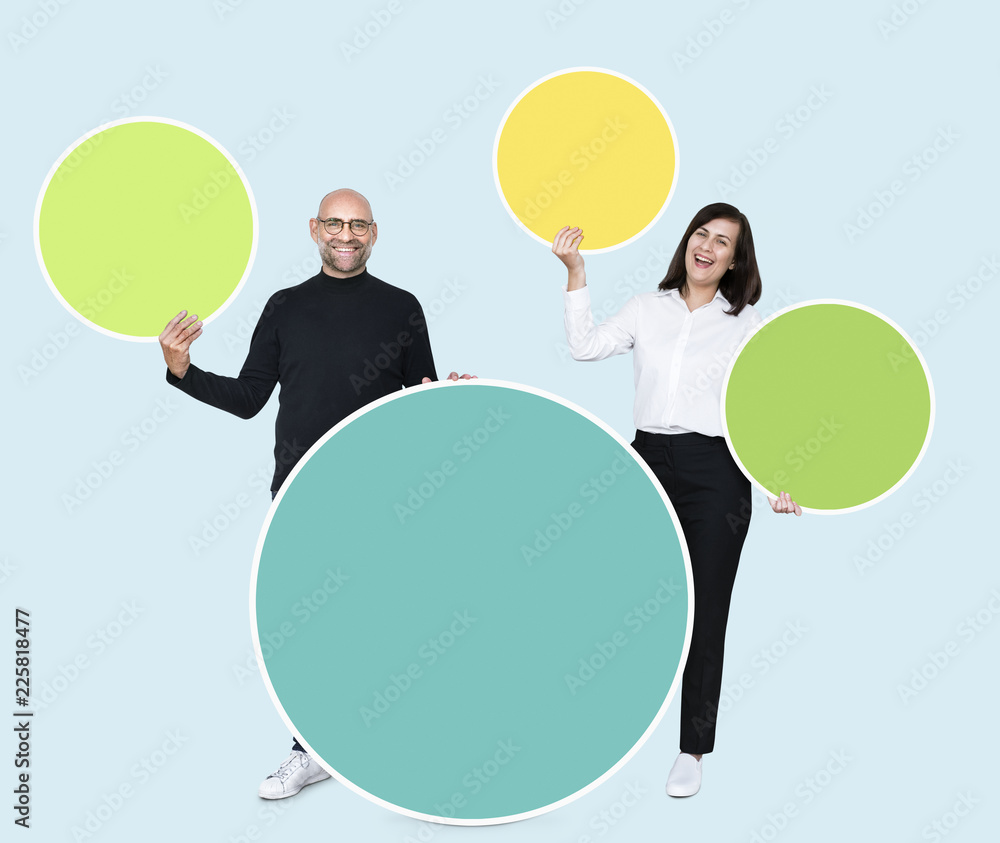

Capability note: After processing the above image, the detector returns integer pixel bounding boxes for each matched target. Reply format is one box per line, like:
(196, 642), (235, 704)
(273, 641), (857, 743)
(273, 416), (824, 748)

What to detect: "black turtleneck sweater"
(166, 268), (438, 491)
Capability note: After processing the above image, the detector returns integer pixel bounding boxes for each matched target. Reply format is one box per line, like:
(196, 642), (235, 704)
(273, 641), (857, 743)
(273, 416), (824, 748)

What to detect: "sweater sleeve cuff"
(165, 364), (201, 391)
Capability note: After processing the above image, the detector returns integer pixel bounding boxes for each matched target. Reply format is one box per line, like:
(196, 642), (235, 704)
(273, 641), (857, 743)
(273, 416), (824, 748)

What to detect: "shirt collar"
(658, 286), (731, 309)
(312, 267), (372, 294)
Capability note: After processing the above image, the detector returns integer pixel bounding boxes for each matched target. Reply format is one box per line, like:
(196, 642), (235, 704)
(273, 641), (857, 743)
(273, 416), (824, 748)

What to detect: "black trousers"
(271, 489), (308, 755)
(631, 430), (751, 755)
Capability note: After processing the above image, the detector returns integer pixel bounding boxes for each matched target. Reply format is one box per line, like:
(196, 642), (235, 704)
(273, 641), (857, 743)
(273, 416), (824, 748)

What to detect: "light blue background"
(2, 0), (997, 840)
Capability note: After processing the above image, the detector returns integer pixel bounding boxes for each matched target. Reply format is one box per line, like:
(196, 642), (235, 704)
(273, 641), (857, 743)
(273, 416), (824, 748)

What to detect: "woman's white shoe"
(665, 753), (702, 797)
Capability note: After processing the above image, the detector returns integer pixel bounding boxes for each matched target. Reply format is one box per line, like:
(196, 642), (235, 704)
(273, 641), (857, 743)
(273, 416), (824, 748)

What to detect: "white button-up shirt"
(563, 285), (762, 437)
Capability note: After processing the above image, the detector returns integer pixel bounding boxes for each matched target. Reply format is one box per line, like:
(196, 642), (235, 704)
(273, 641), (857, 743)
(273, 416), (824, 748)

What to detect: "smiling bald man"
(159, 188), (470, 798)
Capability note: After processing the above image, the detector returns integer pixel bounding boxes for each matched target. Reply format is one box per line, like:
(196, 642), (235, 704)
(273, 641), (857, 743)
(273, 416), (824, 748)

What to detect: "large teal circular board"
(251, 380), (691, 824)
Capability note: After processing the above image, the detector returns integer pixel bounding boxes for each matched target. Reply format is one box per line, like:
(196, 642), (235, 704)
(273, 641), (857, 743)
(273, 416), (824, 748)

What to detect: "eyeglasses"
(316, 218), (374, 236)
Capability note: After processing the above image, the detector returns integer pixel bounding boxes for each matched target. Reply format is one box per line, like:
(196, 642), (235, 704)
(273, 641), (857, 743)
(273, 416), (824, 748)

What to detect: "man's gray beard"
(320, 241), (365, 274)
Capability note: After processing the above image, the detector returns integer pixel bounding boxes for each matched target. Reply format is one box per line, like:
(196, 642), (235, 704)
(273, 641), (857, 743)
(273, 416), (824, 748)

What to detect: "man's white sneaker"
(665, 752), (702, 797)
(258, 749), (331, 799)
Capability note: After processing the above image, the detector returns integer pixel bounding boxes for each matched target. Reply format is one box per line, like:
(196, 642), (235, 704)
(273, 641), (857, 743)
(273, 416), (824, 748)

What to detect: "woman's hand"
(421, 372), (477, 383)
(552, 226), (587, 291)
(769, 491), (802, 516)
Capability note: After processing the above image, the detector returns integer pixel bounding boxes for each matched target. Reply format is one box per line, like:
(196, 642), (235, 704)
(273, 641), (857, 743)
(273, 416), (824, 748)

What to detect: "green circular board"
(722, 300), (934, 513)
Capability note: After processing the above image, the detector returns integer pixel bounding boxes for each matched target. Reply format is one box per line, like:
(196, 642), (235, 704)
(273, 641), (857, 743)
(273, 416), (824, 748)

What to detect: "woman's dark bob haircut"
(657, 203), (762, 316)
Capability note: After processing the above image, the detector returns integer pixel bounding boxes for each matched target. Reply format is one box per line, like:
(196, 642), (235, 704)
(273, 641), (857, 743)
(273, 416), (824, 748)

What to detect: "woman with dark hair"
(552, 203), (801, 798)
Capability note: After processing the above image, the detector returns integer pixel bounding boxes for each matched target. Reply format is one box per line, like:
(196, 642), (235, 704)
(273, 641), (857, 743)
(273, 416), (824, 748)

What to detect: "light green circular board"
(34, 117), (256, 341)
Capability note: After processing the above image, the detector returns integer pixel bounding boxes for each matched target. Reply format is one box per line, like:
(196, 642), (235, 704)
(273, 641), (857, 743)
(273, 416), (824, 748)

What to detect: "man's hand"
(159, 310), (203, 379)
(421, 372), (477, 383)
(552, 226), (586, 291)
(769, 491), (803, 516)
